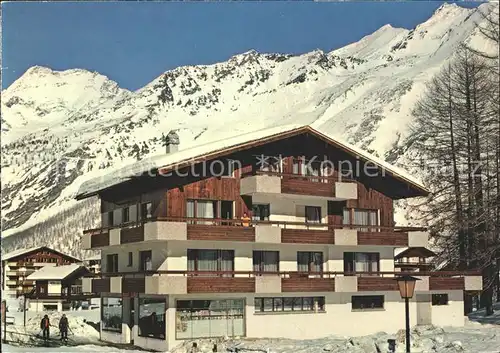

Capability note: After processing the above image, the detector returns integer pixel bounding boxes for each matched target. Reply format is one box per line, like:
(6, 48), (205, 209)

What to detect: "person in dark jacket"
(40, 315), (50, 341)
(59, 314), (69, 341)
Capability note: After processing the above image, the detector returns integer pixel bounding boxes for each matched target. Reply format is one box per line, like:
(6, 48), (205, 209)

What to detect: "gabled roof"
(26, 264), (85, 281)
(76, 124), (429, 199)
(395, 247), (437, 260)
(2, 246), (81, 263)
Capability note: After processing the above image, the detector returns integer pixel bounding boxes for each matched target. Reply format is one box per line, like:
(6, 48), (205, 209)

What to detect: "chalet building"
(394, 247), (437, 272)
(77, 125), (482, 352)
(1, 246), (82, 299)
(26, 264), (91, 311)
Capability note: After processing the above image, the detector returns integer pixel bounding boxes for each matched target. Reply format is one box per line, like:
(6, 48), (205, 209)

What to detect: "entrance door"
(221, 201), (233, 225)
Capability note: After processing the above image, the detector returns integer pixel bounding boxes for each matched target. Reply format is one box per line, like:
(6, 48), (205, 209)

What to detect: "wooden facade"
(187, 224), (255, 242)
(357, 277), (400, 291)
(357, 231), (408, 246)
(429, 277), (465, 290)
(187, 277), (255, 293)
(281, 277), (335, 292)
(281, 229), (335, 244)
(95, 131), (426, 230)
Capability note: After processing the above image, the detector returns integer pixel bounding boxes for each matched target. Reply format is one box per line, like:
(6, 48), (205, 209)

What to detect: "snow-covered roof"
(2, 246), (81, 262)
(26, 264), (84, 281)
(76, 124), (428, 199)
(2, 247), (42, 261)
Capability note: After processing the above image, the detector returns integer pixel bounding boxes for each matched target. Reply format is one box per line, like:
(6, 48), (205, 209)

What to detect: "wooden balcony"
(281, 176), (336, 198)
(429, 277), (465, 290)
(121, 225), (144, 244)
(357, 276), (399, 291)
(281, 228), (334, 244)
(83, 219), (426, 248)
(240, 171), (358, 199)
(187, 224), (255, 242)
(92, 278), (110, 293)
(89, 270), (480, 294)
(187, 277), (255, 293)
(357, 231), (409, 246)
(90, 230), (110, 248)
(281, 274), (335, 292)
(122, 276), (146, 293)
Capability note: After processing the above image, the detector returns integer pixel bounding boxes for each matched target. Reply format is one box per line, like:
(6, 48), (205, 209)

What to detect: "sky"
(1, 1), (483, 91)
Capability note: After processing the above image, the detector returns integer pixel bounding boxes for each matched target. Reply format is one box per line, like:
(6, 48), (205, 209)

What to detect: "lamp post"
(395, 275), (420, 353)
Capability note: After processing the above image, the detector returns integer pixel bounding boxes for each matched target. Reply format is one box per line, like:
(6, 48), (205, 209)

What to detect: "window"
(107, 212), (114, 227)
(343, 209), (379, 231)
(141, 202), (153, 220)
(187, 199), (217, 224)
(139, 250), (153, 271)
(292, 158), (306, 176)
(305, 206), (321, 223)
(352, 295), (384, 310)
(123, 207), (130, 223)
(252, 204), (270, 221)
(353, 209), (378, 231)
(254, 297), (324, 312)
(176, 299), (244, 339)
(297, 252), (323, 273)
(187, 249), (234, 276)
(328, 201), (346, 216)
(253, 251), (279, 273)
(101, 297), (122, 332)
(220, 201), (234, 223)
(127, 252), (133, 267)
(432, 294), (449, 306)
(344, 252), (379, 274)
(106, 254), (118, 273)
(138, 297), (166, 339)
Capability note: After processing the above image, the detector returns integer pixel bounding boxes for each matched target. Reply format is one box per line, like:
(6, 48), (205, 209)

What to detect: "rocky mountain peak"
(1, 2), (494, 259)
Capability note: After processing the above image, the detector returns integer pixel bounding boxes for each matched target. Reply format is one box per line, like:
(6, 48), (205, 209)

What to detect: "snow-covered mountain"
(1, 3), (497, 258)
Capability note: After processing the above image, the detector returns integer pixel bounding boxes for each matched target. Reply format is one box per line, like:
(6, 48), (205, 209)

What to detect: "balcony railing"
(83, 217), (426, 248)
(85, 270), (481, 294)
(240, 170), (358, 199)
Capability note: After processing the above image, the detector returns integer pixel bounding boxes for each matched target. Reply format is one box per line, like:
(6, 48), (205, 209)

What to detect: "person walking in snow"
(59, 313), (69, 342)
(40, 314), (50, 342)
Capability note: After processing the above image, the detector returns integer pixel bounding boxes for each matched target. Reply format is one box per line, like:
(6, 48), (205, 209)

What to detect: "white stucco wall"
(103, 288), (466, 351)
(101, 241), (168, 272)
(161, 291), (465, 350)
(430, 290), (465, 327)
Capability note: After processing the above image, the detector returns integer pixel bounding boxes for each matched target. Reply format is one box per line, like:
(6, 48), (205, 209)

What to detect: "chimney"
(165, 130), (180, 154)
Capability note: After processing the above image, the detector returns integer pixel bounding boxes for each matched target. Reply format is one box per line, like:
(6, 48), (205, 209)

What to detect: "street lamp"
(395, 274), (420, 353)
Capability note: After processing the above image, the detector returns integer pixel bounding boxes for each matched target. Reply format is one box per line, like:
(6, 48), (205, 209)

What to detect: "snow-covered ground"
(2, 305), (500, 352)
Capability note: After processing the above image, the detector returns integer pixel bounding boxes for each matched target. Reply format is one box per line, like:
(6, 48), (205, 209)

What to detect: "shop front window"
(176, 299), (244, 339)
(138, 297), (166, 339)
(101, 297), (122, 332)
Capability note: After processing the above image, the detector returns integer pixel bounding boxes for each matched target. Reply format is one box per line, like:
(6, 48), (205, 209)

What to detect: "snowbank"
(169, 324), (500, 353)
(4, 312), (99, 346)
(2, 344), (147, 352)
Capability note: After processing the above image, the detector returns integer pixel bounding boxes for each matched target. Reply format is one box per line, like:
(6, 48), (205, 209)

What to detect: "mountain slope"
(1, 3), (496, 257)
